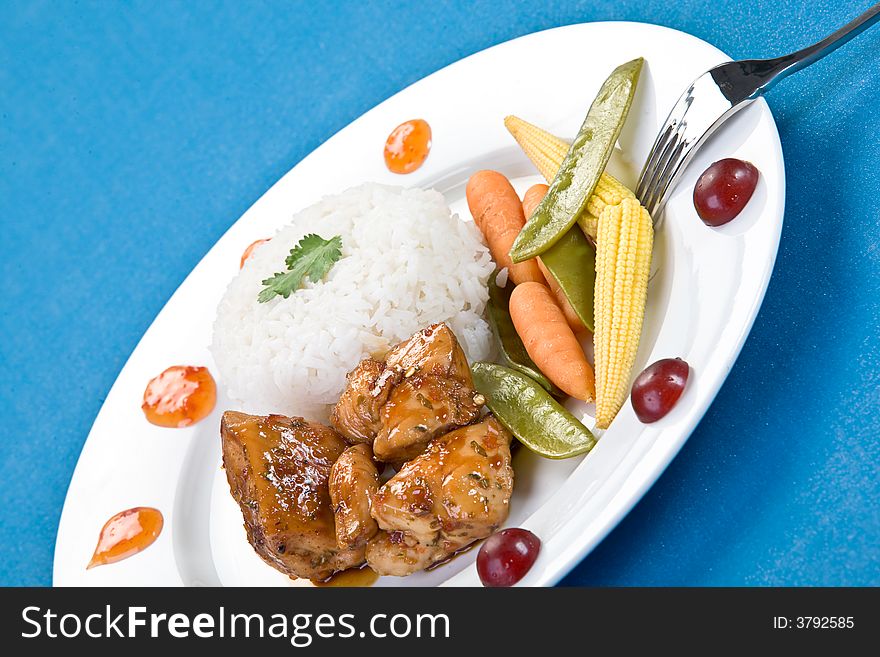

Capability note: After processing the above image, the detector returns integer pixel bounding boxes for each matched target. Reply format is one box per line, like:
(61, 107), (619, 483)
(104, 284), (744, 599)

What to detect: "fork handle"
(716, 3), (880, 100)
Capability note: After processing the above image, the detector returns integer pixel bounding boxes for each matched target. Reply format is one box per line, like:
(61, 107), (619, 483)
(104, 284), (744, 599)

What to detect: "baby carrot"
(521, 183), (548, 218)
(522, 184), (585, 333)
(509, 281), (595, 402)
(466, 170), (545, 286)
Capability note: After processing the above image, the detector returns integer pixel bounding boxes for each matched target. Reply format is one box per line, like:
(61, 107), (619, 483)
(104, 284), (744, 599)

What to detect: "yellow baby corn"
(503, 115), (570, 182)
(593, 197), (653, 429)
(504, 115), (635, 239)
(585, 173), (635, 218)
(578, 214), (599, 239)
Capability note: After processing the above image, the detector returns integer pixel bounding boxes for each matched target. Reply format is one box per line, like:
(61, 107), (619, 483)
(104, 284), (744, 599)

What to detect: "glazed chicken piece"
(221, 411), (364, 581)
(330, 359), (398, 444)
(330, 323), (481, 462)
(328, 444), (380, 549)
(366, 415), (514, 576)
(373, 372), (482, 463)
(384, 322), (474, 385)
(362, 531), (440, 577)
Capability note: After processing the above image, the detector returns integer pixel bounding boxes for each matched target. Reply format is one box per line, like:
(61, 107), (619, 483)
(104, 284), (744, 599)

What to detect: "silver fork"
(637, 3), (880, 217)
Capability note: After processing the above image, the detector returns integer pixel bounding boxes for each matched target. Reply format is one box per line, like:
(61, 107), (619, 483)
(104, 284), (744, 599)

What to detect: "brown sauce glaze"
(312, 565), (379, 587)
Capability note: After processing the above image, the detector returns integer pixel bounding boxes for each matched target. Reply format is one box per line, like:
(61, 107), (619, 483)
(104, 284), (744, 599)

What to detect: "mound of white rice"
(211, 184), (495, 421)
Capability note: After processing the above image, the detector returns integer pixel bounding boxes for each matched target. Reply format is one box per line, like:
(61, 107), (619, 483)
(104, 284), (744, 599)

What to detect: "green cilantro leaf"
(257, 234), (343, 303)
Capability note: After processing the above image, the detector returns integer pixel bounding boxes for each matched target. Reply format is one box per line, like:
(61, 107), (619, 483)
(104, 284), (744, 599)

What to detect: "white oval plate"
(54, 21), (784, 587)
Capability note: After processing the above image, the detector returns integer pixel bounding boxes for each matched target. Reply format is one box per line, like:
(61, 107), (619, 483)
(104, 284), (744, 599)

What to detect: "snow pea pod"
(487, 271), (562, 397)
(471, 362), (597, 459)
(539, 227), (596, 332)
(509, 57), (643, 262)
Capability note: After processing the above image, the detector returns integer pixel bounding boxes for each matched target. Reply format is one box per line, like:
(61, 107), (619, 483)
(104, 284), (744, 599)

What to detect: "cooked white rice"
(211, 184), (495, 421)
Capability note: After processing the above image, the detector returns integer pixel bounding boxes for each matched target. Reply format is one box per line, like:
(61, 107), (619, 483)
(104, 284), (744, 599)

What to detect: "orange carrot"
(522, 184), (585, 333)
(466, 170), (545, 286)
(509, 282), (595, 402)
(535, 259), (585, 333)
(520, 183), (549, 221)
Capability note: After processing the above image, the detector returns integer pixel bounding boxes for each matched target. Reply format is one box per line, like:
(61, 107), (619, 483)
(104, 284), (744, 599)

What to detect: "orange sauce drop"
(142, 365), (216, 428)
(312, 565), (378, 587)
(240, 238), (271, 269)
(383, 119), (432, 174)
(88, 507), (164, 569)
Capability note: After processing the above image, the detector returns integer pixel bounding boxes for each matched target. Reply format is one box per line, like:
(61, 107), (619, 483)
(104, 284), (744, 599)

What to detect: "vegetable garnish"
(523, 185), (587, 333)
(523, 183), (597, 333)
(505, 116), (635, 241)
(509, 282), (595, 402)
(471, 362), (596, 459)
(594, 198), (653, 428)
(466, 170), (545, 286)
(537, 222), (597, 333)
(509, 58), (643, 262)
(258, 234), (343, 303)
(510, 112), (654, 427)
(487, 269), (562, 397)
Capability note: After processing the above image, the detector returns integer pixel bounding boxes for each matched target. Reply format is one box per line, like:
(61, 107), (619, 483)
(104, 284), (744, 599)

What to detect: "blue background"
(1, 0), (878, 587)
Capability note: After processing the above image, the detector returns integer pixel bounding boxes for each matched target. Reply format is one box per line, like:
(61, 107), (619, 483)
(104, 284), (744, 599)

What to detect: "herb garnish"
(257, 234), (342, 303)
(470, 440), (487, 457)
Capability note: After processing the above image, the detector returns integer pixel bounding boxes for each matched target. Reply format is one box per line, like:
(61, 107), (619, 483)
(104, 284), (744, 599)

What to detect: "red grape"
(693, 158), (759, 226)
(477, 528), (541, 587)
(631, 358), (690, 423)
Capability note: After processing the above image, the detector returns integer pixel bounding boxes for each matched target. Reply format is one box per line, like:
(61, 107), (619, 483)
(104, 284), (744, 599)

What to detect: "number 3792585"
(774, 617), (855, 629)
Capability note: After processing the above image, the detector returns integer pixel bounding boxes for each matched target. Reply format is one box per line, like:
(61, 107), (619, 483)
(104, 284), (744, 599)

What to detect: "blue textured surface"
(1, 1), (878, 587)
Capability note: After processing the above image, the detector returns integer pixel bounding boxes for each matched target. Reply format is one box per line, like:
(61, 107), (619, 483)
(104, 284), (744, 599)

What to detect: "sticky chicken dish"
(221, 323), (514, 581)
(100, 57), (715, 587)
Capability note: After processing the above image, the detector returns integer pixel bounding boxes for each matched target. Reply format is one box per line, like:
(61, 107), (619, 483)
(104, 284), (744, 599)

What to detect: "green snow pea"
(509, 57), (643, 262)
(471, 362), (597, 459)
(539, 226), (596, 332)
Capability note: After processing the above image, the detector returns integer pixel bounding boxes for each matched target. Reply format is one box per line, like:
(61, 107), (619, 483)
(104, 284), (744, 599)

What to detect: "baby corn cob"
(586, 173), (635, 218)
(504, 115), (570, 182)
(504, 115), (635, 239)
(593, 197), (653, 429)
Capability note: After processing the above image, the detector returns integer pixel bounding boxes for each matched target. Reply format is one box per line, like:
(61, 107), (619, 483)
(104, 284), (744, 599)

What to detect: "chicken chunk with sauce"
(330, 359), (398, 445)
(366, 415), (514, 576)
(328, 443), (380, 549)
(330, 323), (482, 463)
(384, 322), (474, 385)
(221, 411), (364, 581)
(373, 372), (482, 463)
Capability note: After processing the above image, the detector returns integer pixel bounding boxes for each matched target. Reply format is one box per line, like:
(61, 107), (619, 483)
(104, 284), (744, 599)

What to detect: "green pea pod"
(509, 58), (643, 262)
(539, 227), (597, 332)
(486, 270), (563, 397)
(472, 362), (597, 460)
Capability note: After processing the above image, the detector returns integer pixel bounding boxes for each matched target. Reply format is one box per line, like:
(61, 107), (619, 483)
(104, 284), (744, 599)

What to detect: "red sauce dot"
(88, 507), (163, 569)
(142, 366), (216, 428)
(384, 119), (432, 174)
(240, 238), (271, 269)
